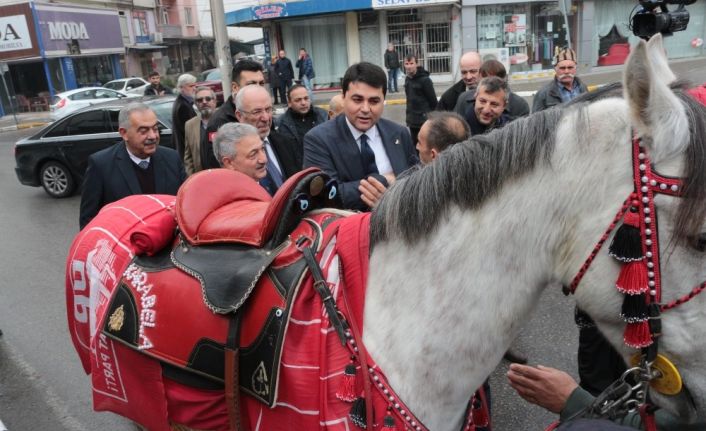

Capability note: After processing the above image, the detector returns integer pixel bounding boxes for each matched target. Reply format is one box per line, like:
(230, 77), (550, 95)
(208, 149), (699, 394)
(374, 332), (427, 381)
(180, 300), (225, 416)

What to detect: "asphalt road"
(2, 55), (705, 430)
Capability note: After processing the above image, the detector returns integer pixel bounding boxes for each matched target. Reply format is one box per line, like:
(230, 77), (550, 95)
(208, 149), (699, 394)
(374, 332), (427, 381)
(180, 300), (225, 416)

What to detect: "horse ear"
(623, 34), (688, 158)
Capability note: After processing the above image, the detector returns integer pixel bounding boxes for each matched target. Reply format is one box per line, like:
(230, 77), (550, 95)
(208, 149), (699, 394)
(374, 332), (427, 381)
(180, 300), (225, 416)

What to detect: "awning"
(126, 44), (167, 50)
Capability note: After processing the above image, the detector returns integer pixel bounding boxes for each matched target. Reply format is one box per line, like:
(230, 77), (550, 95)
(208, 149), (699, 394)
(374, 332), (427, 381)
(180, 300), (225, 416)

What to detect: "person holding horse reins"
(508, 363), (704, 430)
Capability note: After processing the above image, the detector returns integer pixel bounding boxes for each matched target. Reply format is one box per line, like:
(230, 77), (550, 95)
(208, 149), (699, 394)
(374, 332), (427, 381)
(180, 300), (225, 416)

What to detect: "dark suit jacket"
(171, 93), (196, 158)
(260, 130), (302, 196)
(303, 115), (417, 211)
(79, 143), (186, 229)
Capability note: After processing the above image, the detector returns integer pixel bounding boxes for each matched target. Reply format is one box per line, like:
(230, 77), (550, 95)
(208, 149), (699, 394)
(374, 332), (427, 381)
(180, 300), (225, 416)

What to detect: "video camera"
(631, 0), (697, 39)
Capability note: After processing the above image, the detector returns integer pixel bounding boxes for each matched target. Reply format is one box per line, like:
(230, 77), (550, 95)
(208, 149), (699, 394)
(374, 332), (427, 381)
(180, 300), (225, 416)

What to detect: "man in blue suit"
(79, 102), (187, 229)
(303, 62), (417, 211)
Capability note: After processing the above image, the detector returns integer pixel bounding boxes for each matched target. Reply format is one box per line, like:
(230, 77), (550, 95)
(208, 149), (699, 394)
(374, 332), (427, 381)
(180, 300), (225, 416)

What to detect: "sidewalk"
(0, 111), (51, 133)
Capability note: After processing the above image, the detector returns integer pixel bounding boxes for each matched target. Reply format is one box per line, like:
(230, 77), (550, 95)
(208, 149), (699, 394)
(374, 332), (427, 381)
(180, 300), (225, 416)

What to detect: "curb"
(0, 121), (48, 133)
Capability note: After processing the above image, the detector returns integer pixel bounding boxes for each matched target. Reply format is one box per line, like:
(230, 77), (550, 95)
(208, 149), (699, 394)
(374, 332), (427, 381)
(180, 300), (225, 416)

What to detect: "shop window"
(388, 9), (450, 74)
(477, 2), (568, 74)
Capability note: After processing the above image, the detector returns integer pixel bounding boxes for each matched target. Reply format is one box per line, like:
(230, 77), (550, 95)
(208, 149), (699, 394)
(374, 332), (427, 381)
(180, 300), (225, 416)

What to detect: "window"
(67, 110), (109, 135)
(387, 9), (451, 74)
(128, 79), (145, 89)
(45, 110), (107, 137)
(108, 109), (120, 131)
(95, 89), (121, 99)
(185, 8), (193, 26)
(70, 90), (95, 101)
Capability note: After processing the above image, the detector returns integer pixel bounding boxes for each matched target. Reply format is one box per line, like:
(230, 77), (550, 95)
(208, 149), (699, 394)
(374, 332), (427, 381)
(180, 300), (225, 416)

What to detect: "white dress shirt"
(345, 118), (393, 175)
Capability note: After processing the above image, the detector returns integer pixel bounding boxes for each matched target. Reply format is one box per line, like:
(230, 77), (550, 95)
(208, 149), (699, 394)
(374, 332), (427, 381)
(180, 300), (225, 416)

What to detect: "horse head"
(577, 34), (706, 422)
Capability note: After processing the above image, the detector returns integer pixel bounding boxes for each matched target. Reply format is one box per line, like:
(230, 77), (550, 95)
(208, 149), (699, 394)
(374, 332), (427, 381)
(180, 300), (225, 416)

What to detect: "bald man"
(328, 93), (344, 119)
(437, 51), (482, 111)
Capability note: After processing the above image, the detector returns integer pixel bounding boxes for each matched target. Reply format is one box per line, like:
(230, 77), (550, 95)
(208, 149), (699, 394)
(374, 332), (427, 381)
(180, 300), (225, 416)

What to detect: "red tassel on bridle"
(336, 363), (358, 402)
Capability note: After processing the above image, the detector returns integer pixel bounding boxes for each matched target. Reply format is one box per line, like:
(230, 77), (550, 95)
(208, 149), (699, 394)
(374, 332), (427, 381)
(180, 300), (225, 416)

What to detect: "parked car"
(49, 87), (140, 121)
(15, 96), (176, 198)
(103, 77), (150, 95)
(195, 68), (224, 105)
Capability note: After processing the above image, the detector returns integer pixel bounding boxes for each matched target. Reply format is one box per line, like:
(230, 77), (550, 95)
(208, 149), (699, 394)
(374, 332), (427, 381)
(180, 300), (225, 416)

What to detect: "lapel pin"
(395, 138), (400, 145)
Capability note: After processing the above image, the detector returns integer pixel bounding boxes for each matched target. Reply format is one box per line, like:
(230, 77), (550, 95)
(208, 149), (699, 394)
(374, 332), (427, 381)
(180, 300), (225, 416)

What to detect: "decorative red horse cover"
(66, 194), (178, 431)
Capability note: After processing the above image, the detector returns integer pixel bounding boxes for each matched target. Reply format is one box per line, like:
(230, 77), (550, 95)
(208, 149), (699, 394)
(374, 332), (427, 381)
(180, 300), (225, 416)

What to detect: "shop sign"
(372, 0), (457, 8)
(0, 15), (33, 53)
(35, 5), (123, 56)
(252, 4), (288, 20)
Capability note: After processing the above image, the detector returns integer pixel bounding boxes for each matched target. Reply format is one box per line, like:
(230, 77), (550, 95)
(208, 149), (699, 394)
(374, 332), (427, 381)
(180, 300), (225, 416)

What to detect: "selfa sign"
(0, 4), (38, 60)
(0, 15), (33, 53)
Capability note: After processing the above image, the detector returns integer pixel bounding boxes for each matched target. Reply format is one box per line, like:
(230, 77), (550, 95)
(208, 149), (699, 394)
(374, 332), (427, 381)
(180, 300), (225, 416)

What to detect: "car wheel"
(40, 161), (75, 198)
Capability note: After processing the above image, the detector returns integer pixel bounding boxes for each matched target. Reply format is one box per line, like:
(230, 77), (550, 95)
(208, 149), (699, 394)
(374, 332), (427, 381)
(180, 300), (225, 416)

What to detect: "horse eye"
(691, 233), (706, 252)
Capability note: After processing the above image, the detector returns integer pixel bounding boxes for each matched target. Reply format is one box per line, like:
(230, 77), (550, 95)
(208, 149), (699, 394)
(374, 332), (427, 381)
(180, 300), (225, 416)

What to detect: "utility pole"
(559, 0), (572, 50)
(210, 0), (233, 100)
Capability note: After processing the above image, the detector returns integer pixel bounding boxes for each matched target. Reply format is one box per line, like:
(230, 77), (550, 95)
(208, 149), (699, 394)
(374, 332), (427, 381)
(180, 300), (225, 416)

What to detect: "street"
(1, 56), (705, 430)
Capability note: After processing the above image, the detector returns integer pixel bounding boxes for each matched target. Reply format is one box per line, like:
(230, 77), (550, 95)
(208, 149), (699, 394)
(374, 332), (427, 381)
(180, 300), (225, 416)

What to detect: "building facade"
(0, 0), (208, 116)
(227, 0), (462, 88)
(228, 0), (706, 87)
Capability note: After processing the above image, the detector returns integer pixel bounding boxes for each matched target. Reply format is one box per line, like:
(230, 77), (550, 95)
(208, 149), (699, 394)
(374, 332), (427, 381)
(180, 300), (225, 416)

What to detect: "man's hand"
(359, 176), (388, 208)
(507, 364), (578, 414)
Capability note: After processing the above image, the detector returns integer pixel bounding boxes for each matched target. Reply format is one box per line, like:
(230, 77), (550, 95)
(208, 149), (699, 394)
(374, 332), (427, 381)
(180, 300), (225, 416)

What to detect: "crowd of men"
(74, 45), (699, 429)
(79, 47), (588, 224)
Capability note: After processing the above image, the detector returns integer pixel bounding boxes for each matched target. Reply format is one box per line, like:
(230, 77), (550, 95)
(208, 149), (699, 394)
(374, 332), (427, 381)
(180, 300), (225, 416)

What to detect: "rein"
(566, 134), (705, 429)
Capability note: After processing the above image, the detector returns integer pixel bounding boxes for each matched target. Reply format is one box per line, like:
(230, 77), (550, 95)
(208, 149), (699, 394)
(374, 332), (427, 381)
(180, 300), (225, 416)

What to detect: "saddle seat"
(176, 167), (338, 247)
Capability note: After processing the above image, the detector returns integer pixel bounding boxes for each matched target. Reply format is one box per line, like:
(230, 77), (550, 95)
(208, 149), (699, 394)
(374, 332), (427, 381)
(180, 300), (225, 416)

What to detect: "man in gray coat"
(532, 48), (587, 112)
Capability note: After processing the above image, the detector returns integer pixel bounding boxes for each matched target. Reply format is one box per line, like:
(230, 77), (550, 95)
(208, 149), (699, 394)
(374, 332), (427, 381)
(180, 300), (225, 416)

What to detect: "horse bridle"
(567, 134), (706, 427)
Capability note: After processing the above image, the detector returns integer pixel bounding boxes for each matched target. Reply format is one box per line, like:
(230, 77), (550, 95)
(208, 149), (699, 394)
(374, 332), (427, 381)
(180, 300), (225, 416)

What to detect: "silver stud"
(645, 229), (652, 235)
(353, 347), (358, 352)
(642, 176), (649, 183)
(395, 403), (400, 409)
(641, 186), (649, 193)
(373, 375), (379, 381)
(649, 281), (655, 287)
(378, 382), (384, 388)
(646, 251), (653, 258)
(648, 271), (655, 278)
(639, 164), (646, 171)
(369, 368), (374, 373)
(660, 183), (667, 190)
(350, 339), (355, 345)
(650, 179), (657, 186)
(650, 289), (657, 296)
(642, 197), (649, 204)
(406, 415), (411, 421)
(645, 217), (651, 224)
(644, 208), (651, 214)
(647, 262), (654, 269)
(639, 153), (646, 160)
(389, 395), (394, 401)
(411, 421), (417, 426)
(671, 185), (679, 192)
(400, 410), (406, 415)
(646, 239), (652, 246)
(383, 388), (389, 394)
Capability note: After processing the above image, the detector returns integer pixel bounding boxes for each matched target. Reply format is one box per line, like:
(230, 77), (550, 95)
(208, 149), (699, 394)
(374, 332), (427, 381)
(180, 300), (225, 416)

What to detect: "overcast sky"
(196, 0), (264, 42)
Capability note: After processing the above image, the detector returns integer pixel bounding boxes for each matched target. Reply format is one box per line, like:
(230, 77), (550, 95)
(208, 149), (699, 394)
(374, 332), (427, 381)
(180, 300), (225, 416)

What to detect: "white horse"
(67, 35), (706, 430)
(367, 34), (706, 430)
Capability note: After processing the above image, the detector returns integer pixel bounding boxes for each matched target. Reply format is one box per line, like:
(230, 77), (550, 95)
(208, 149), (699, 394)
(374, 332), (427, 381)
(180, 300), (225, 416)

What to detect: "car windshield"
(104, 81), (123, 90)
(198, 69), (221, 81)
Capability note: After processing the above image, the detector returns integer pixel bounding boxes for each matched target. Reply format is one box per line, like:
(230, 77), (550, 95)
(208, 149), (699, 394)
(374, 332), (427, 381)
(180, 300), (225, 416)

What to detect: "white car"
(50, 87), (138, 121)
(103, 77), (150, 95)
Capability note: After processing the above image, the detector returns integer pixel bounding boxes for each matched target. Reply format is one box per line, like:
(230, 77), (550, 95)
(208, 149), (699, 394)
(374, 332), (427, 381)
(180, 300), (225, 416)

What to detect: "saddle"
(101, 168), (343, 406)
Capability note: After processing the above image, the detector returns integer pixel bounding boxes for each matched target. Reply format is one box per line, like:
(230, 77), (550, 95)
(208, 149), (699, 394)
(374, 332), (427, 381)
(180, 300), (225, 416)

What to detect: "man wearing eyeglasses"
(532, 48), (587, 112)
(206, 59), (266, 144)
(184, 87), (218, 175)
(234, 84), (301, 195)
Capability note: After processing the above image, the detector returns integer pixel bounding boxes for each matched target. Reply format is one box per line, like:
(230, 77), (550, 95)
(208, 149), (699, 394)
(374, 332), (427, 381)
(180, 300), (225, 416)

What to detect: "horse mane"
(371, 80), (706, 247)
(370, 107), (563, 246)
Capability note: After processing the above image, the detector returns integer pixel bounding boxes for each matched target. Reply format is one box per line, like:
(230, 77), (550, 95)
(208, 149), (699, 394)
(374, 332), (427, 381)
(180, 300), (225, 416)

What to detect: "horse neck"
(362, 100), (635, 430)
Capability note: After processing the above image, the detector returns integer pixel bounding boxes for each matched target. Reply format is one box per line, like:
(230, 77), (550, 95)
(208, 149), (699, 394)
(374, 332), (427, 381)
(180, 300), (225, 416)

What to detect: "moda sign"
(48, 21), (90, 41)
(0, 15), (32, 53)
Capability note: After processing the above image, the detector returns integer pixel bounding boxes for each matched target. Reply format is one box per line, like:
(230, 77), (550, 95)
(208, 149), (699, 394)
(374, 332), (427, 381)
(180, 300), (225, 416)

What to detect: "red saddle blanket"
(66, 189), (382, 430)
